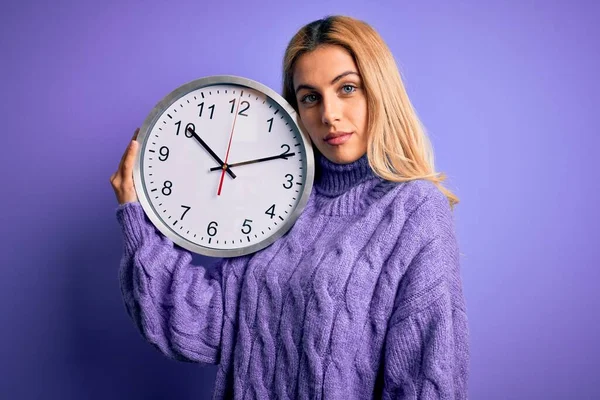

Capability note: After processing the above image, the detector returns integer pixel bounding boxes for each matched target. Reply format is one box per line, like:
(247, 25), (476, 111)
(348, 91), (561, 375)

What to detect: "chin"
(319, 147), (366, 165)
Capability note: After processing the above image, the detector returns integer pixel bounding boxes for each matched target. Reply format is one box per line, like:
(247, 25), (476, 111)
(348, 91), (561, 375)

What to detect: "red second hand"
(218, 94), (242, 196)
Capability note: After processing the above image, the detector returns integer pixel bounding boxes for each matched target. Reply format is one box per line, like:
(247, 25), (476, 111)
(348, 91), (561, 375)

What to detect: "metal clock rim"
(133, 75), (315, 258)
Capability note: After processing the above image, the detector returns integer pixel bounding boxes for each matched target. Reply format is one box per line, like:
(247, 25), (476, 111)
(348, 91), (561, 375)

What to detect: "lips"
(324, 131), (353, 146)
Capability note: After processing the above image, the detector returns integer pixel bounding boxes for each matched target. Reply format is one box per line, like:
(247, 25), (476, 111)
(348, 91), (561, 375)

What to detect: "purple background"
(2, 0), (598, 398)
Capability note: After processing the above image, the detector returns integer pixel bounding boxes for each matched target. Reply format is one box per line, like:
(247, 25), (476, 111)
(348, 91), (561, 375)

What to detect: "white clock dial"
(134, 76), (314, 257)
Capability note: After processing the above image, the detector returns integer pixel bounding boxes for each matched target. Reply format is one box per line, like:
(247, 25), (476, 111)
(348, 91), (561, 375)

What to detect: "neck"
(313, 152), (375, 197)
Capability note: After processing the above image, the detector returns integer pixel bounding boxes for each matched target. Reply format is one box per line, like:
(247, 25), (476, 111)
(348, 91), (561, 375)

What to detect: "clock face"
(133, 76), (314, 258)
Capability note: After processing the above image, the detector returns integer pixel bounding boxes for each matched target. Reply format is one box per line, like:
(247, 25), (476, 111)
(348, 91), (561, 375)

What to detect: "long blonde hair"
(282, 15), (459, 209)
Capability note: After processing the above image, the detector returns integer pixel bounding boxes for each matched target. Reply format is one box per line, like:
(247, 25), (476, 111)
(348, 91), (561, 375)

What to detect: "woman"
(110, 15), (469, 399)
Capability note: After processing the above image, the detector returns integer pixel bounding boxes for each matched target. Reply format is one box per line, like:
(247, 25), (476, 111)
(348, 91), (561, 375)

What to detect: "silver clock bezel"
(133, 75), (315, 258)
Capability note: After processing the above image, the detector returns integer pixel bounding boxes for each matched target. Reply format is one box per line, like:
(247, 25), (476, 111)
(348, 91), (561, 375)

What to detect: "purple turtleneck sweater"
(116, 154), (470, 399)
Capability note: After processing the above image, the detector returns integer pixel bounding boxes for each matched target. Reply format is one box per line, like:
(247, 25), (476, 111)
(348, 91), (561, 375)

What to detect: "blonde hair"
(282, 15), (459, 209)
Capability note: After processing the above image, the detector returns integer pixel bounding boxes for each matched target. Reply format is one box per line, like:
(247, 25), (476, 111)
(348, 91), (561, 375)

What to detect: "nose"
(320, 95), (342, 126)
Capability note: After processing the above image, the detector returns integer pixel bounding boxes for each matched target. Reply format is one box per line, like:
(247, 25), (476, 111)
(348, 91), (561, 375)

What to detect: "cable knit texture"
(116, 154), (470, 399)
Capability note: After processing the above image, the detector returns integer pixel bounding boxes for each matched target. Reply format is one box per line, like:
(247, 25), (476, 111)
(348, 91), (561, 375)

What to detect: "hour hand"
(208, 151), (296, 171)
(187, 127), (236, 179)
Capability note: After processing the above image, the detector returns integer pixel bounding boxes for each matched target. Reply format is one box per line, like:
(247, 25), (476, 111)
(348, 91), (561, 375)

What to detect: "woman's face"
(293, 45), (368, 164)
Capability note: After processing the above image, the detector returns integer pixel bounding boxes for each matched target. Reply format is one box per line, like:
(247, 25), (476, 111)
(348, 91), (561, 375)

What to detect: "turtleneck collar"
(313, 152), (377, 197)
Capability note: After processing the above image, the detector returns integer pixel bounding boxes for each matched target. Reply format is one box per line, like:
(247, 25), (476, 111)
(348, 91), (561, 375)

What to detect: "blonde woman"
(111, 15), (469, 399)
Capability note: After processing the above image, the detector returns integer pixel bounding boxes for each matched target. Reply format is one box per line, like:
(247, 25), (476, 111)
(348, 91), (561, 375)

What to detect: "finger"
(118, 128), (140, 172)
(120, 140), (139, 180)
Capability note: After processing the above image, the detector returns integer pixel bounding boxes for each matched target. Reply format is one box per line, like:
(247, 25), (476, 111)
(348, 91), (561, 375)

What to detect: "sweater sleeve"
(382, 194), (470, 399)
(116, 201), (224, 365)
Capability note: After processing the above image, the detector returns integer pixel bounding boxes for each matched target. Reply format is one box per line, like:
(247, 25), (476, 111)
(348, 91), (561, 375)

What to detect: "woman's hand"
(110, 128), (140, 204)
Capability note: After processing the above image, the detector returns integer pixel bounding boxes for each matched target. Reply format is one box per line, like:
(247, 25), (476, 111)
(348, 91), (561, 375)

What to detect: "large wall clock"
(133, 75), (315, 257)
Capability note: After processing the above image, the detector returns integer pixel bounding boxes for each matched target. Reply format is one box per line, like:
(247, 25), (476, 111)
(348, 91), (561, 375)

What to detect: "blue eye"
(301, 94), (318, 104)
(342, 85), (356, 94)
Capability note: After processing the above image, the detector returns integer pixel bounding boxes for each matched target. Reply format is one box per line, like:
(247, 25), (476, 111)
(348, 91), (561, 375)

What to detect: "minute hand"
(209, 152), (296, 171)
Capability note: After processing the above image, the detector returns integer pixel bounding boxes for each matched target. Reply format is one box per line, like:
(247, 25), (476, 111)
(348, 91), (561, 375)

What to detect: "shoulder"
(388, 181), (464, 319)
(378, 178), (453, 234)
(404, 180), (455, 245)
(363, 178), (455, 262)
(392, 179), (448, 211)
(374, 179), (457, 266)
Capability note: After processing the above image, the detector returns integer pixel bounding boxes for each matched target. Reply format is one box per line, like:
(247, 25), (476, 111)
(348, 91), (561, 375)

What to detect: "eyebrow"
(294, 71), (360, 94)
